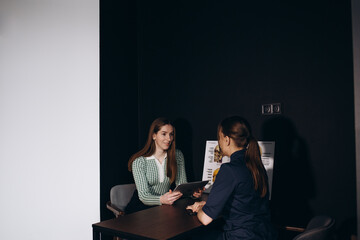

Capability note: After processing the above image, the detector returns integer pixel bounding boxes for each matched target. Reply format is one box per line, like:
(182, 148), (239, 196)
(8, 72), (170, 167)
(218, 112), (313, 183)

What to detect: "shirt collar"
(145, 153), (167, 160)
(230, 149), (246, 162)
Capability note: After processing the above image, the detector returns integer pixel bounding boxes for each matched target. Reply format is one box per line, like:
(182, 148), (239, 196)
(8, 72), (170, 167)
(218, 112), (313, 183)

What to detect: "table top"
(93, 196), (207, 240)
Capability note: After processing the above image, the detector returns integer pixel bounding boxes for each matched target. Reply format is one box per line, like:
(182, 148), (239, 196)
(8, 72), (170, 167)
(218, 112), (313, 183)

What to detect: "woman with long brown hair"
(126, 117), (201, 213)
(187, 116), (276, 239)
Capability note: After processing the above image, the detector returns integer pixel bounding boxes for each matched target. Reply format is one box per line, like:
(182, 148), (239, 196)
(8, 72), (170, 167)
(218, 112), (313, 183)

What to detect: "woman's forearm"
(197, 209), (213, 225)
(186, 201), (213, 225)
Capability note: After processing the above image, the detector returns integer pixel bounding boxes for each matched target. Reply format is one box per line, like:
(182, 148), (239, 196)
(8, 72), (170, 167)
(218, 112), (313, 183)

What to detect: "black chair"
(106, 184), (136, 218)
(289, 215), (336, 240)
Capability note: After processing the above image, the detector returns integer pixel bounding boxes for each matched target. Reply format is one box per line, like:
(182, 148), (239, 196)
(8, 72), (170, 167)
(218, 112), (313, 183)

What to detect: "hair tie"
(246, 135), (254, 149)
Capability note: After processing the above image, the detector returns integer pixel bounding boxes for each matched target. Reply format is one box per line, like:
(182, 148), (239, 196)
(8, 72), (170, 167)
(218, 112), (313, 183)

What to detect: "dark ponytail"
(245, 136), (268, 198)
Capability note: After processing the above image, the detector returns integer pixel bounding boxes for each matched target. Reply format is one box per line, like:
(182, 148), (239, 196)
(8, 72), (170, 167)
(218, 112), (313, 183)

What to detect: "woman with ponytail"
(187, 116), (276, 240)
(126, 117), (201, 214)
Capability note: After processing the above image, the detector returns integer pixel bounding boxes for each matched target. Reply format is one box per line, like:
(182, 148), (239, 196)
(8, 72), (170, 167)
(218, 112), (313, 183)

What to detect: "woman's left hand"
(192, 187), (205, 199)
(186, 201), (206, 213)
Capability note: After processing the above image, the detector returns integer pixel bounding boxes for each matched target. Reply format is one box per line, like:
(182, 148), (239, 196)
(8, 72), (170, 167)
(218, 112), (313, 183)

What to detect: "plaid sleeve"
(175, 149), (187, 186)
(132, 157), (161, 205)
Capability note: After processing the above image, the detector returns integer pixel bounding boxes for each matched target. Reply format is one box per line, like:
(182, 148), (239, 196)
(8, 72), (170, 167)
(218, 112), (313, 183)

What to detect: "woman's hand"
(186, 201), (206, 213)
(187, 201), (213, 225)
(160, 190), (183, 205)
(192, 187), (205, 199)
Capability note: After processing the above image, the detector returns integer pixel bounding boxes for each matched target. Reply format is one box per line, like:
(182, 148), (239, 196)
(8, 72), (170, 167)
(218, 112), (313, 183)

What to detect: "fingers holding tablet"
(160, 189), (183, 205)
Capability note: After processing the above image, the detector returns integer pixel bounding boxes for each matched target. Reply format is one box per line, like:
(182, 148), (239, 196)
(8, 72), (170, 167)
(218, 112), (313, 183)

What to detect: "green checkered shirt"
(132, 149), (187, 205)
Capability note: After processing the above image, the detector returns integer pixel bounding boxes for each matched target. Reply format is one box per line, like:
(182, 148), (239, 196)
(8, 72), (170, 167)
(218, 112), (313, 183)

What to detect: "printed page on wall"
(202, 140), (275, 199)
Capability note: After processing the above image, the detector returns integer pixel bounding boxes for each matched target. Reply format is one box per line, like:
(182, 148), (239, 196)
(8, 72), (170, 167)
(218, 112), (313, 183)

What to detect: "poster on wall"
(201, 140), (275, 199)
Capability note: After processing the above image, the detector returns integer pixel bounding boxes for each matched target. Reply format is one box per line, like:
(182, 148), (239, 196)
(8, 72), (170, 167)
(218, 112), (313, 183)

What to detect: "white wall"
(0, 0), (99, 239)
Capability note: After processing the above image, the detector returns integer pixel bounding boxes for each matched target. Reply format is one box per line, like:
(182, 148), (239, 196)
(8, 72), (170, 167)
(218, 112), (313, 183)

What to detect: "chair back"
(110, 184), (136, 211)
(293, 215), (335, 240)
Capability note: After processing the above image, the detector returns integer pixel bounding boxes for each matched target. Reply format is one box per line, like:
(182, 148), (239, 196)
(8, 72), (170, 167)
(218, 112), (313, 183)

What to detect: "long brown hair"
(219, 116), (268, 197)
(128, 118), (177, 183)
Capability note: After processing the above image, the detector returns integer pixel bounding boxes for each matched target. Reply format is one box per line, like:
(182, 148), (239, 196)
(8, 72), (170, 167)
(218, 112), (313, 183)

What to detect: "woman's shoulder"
(132, 156), (146, 166)
(175, 149), (185, 163)
(134, 155), (146, 161)
(175, 149), (184, 158)
(219, 162), (242, 176)
(175, 149), (183, 155)
(219, 162), (232, 172)
(221, 162), (251, 182)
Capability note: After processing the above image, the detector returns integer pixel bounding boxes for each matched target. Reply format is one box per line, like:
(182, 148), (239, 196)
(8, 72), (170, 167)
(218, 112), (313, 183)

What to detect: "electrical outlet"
(262, 103), (282, 115)
(262, 104), (272, 115)
(272, 103), (281, 114)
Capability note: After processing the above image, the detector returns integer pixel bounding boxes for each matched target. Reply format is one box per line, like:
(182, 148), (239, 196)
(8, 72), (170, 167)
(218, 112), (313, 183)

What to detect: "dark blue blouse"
(202, 149), (276, 240)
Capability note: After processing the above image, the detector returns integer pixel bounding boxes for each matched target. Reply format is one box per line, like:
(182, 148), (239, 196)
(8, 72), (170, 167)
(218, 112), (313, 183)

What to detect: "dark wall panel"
(100, 0), (138, 221)
(136, 0), (356, 230)
(100, 0), (356, 237)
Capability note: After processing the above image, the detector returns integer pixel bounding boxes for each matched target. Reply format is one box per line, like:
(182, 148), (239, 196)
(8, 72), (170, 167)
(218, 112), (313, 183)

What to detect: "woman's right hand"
(160, 190), (183, 205)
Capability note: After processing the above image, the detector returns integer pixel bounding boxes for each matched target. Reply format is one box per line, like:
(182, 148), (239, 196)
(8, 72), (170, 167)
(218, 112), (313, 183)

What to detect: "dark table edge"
(92, 223), (157, 240)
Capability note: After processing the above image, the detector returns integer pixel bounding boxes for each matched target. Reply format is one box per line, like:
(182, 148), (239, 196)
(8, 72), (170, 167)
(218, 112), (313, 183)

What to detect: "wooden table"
(92, 196), (213, 240)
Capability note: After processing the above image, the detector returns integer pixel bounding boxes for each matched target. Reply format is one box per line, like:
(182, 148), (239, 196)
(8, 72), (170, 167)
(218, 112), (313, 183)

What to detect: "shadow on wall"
(261, 116), (315, 227)
(336, 216), (357, 240)
(173, 118), (195, 182)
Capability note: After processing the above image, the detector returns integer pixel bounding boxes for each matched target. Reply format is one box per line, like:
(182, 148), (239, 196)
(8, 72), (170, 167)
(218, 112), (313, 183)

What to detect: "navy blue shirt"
(202, 149), (276, 240)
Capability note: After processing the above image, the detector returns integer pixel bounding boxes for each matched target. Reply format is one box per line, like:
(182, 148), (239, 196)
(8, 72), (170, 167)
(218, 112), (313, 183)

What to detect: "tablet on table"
(173, 180), (209, 197)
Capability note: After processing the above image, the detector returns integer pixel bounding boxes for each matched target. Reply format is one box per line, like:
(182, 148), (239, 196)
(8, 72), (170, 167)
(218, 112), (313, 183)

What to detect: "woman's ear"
(225, 136), (231, 146)
(152, 133), (156, 140)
